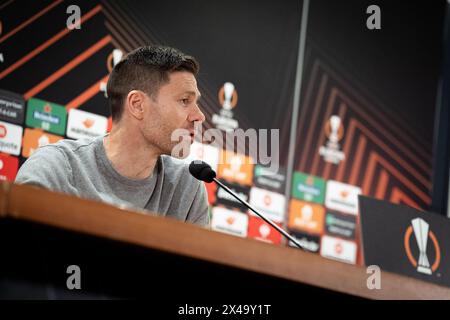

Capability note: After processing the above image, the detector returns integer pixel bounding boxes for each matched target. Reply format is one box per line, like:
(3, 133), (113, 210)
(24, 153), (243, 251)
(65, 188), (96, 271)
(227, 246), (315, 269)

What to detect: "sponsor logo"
(211, 206), (248, 237)
(320, 235), (357, 264)
(404, 218), (441, 275)
(288, 231), (321, 253)
(66, 108), (108, 140)
(319, 115), (345, 164)
(291, 172), (326, 204)
(0, 121), (23, 156)
(33, 110), (59, 124)
(288, 199), (325, 235)
(253, 165), (286, 193)
(325, 211), (357, 240)
(215, 180), (250, 211)
(249, 187), (286, 223)
(217, 150), (254, 186)
(211, 82), (239, 131)
(22, 128), (63, 158)
(247, 216), (282, 244)
(0, 153), (19, 181)
(26, 98), (67, 135)
(325, 180), (361, 215)
(0, 89), (25, 124)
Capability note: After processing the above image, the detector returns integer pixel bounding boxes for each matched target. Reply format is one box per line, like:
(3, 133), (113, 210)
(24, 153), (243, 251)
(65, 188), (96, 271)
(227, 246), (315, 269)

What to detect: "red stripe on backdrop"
(375, 169), (389, 199)
(24, 35), (112, 99)
(348, 135), (367, 185)
(0, 5), (102, 80)
(362, 152), (430, 205)
(0, 0), (63, 44)
(390, 188), (421, 210)
(66, 74), (108, 110)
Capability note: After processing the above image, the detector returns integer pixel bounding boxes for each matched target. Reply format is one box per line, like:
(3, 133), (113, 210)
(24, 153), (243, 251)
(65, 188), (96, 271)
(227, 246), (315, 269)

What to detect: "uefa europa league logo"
(404, 218), (441, 275)
(329, 115), (341, 144)
(318, 114), (345, 164)
(222, 82), (235, 111)
(212, 82), (239, 131)
(412, 218), (432, 274)
(326, 115), (343, 148)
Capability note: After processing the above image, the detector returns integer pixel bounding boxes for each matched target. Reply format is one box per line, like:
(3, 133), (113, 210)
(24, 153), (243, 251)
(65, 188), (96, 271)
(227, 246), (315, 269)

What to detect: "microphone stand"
(213, 178), (304, 250)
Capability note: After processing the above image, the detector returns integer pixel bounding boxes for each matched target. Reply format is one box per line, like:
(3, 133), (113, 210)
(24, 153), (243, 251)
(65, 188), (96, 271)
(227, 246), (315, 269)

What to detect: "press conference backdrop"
(0, 0), (445, 266)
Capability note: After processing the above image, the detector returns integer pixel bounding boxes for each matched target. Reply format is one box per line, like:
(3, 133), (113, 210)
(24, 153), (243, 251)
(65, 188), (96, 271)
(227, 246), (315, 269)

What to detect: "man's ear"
(126, 90), (146, 120)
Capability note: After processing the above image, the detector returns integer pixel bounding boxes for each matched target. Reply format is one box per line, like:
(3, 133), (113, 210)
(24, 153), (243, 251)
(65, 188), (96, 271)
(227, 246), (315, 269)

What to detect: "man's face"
(141, 71), (205, 157)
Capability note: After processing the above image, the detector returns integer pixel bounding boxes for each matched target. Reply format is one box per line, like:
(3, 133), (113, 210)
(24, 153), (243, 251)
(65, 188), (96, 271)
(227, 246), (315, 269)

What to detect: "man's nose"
(189, 104), (206, 123)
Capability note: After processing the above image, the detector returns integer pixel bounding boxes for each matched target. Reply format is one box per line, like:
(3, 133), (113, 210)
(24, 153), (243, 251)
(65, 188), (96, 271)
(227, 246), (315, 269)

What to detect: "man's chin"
(170, 142), (192, 159)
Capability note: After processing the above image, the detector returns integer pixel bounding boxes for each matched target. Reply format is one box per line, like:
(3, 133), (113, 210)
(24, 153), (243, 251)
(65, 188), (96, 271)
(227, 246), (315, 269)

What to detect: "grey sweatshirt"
(15, 135), (209, 227)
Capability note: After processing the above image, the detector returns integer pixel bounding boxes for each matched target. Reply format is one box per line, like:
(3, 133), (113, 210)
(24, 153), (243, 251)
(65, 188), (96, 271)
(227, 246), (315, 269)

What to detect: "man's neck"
(103, 126), (160, 180)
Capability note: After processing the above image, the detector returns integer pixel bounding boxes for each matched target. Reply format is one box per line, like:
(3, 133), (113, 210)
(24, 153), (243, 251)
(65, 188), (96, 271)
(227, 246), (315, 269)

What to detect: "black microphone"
(189, 161), (304, 250)
(188, 160), (216, 182)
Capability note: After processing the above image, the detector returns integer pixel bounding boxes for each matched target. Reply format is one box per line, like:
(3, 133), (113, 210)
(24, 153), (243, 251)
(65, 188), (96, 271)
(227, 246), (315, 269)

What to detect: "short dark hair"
(107, 45), (199, 122)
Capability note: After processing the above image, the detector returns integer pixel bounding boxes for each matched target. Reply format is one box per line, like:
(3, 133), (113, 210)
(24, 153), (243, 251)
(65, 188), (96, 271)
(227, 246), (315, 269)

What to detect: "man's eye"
(181, 98), (189, 105)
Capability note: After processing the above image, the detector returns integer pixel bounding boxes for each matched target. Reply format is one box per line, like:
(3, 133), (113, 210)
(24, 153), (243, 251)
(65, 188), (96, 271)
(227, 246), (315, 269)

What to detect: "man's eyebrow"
(184, 91), (202, 99)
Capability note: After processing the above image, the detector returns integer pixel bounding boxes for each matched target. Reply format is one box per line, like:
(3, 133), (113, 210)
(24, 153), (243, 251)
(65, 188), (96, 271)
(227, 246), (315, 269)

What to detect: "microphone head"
(189, 161), (216, 183)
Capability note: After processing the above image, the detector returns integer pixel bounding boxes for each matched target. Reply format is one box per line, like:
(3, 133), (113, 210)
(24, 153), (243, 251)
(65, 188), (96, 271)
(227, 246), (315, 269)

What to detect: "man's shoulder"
(15, 136), (101, 190)
(34, 136), (99, 160)
(160, 155), (200, 187)
(43, 136), (97, 153)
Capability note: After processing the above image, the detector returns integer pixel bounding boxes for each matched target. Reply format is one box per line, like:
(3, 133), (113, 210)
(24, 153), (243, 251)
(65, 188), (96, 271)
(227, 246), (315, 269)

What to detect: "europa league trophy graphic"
(318, 114), (345, 164)
(222, 82), (235, 111)
(328, 115), (341, 148)
(212, 82), (239, 131)
(411, 218), (432, 275)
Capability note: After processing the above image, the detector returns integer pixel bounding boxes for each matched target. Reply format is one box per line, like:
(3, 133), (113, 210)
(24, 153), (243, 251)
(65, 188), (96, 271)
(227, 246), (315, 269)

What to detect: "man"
(15, 45), (209, 227)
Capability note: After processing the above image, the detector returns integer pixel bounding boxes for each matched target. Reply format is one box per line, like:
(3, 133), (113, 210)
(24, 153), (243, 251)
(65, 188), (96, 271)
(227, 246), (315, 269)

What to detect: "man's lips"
(176, 128), (195, 143)
(181, 130), (194, 143)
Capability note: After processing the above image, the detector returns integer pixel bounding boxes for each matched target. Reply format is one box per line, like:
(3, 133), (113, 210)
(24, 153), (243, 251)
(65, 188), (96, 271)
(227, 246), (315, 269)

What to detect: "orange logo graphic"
(288, 199), (325, 235)
(226, 216), (235, 225)
(22, 128), (63, 158)
(82, 118), (95, 128)
(217, 150), (254, 186)
(335, 243), (343, 255)
(340, 190), (349, 199)
(218, 83), (238, 109)
(263, 194), (272, 206)
(404, 218), (441, 275)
